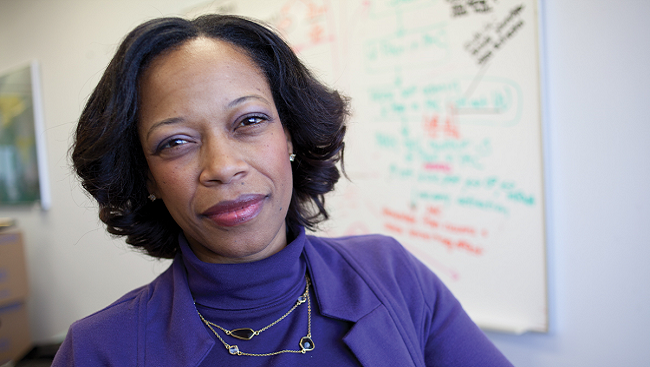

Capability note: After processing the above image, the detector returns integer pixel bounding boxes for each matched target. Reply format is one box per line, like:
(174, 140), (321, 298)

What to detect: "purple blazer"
(52, 233), (512, 366)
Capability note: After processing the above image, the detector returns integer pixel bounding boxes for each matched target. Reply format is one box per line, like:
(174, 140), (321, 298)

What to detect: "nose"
(198, 136), (248, 185)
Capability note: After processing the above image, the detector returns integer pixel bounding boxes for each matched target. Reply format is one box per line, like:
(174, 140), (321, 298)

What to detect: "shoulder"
(307, 233), (412, 268)
(306, 233), (466, 330)
(306, 234), (513, 366)
(306, 233), (441, 310)
(53, 265), (174, 366)
(68, 283), (150, 335)
(308, 234), (431, 283)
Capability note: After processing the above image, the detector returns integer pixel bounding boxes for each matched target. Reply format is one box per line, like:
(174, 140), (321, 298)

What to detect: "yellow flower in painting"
(0, 95), (26, 127)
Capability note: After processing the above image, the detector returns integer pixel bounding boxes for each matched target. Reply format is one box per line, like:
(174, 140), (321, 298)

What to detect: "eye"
(238, 114), (268, 127)
(157, 138), (189, 152)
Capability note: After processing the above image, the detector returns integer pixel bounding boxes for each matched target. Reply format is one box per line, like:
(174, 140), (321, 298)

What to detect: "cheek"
(276, 148), (294, 195)
(150, 162), (192, 196)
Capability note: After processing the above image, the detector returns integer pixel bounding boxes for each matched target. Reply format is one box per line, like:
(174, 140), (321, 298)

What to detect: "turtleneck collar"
(180, 227), (307, 311)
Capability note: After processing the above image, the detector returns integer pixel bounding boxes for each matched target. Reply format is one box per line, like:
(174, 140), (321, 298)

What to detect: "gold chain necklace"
(195, 275), (315, 356)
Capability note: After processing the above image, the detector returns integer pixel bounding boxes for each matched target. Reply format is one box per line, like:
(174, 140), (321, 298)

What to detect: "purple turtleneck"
(180, 230), (360, 366)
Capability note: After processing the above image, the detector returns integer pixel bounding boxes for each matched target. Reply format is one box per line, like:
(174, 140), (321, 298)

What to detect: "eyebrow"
(145, 117), (184, 140)
(227, 94), (271, 109)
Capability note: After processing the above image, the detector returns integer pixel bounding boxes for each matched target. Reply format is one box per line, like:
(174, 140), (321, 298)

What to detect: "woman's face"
(138, 38), (294, 264)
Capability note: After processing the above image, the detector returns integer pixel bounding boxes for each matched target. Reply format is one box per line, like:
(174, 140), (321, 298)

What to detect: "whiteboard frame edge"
(535, 0), (551, 334)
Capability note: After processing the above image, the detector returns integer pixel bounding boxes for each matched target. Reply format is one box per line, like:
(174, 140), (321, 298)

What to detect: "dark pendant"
(230, 328), (255, 340)
(300, 336), (315, 352)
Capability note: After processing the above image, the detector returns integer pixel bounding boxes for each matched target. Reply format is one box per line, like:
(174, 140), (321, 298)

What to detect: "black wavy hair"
(72, 14), (348, 259)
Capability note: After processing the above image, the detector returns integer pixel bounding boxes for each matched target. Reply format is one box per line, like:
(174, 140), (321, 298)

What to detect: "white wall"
(1, 0), (648, 365)
(485, 1), (650, 366)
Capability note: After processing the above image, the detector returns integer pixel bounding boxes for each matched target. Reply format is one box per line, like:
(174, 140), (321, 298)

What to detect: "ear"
(146, 171), (159, 198)
(284, 126), (293, 155)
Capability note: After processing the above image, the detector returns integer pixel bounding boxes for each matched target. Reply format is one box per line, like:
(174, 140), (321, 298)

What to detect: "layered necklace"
(195, 274), (315, 357)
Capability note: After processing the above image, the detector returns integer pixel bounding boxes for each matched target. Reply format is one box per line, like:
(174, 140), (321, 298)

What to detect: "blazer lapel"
(343, 305), (416, 367)
(143, 255), (215, 367)
(304, 236), (417, 367)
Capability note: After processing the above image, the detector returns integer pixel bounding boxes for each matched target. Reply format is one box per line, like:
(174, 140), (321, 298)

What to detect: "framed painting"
(0, 61), (49, 209)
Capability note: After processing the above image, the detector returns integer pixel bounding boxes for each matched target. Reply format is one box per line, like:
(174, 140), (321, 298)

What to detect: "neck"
(180, 227), (307, 310)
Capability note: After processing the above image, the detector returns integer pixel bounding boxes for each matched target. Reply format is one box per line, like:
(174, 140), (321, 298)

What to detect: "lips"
(202, 194), (266, 227)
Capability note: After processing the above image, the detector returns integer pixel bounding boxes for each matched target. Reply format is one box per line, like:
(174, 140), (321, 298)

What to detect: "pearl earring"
(289, 153), (296, 162)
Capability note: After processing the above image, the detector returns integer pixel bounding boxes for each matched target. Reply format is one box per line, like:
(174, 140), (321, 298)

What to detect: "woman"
(53, 14), (513, 367)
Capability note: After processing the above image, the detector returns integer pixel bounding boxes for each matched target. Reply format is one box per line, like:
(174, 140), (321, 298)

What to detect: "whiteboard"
(187, 0), (547, 334)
